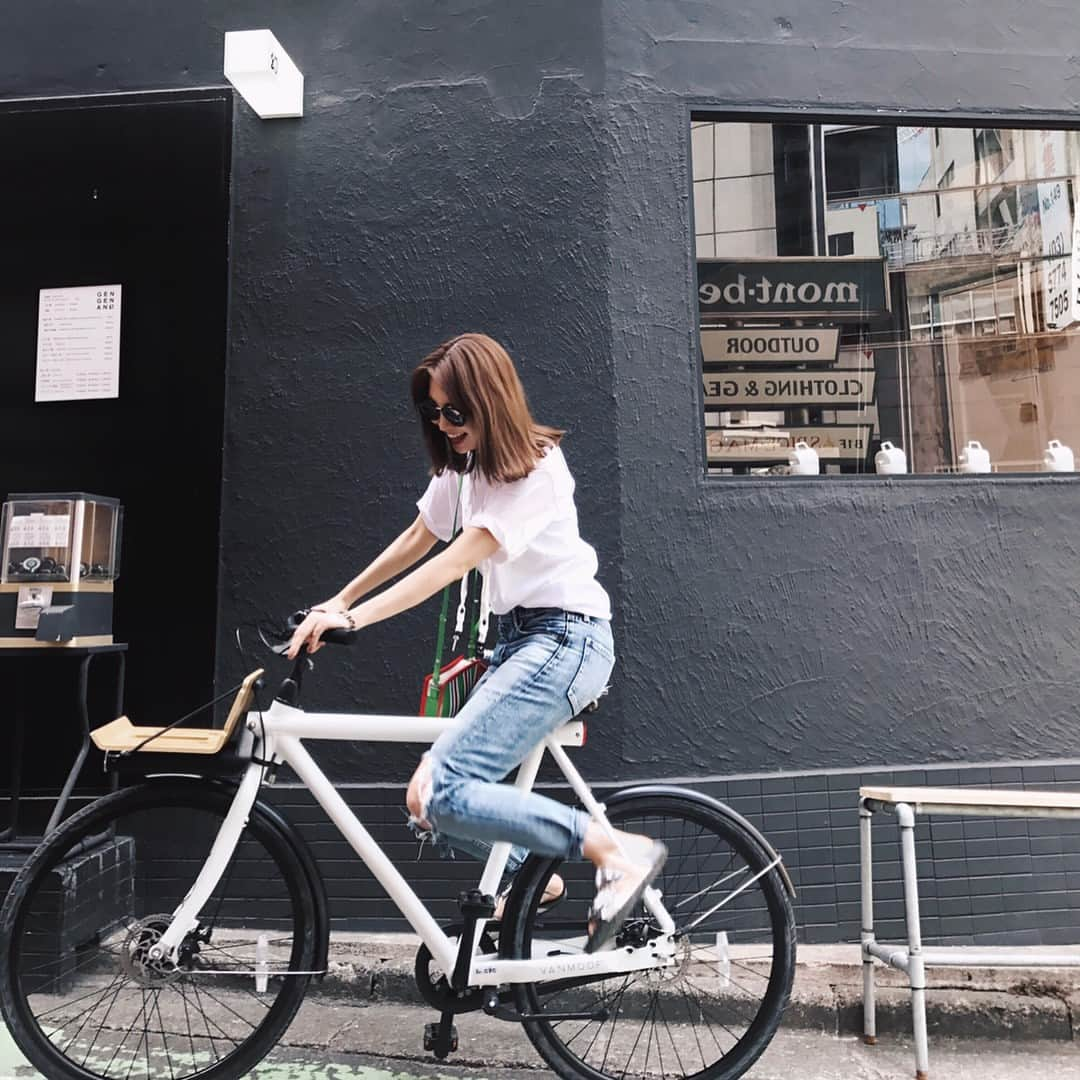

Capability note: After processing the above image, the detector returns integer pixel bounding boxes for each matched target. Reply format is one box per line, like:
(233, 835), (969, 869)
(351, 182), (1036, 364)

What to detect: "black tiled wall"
(263, 760), (1080, 945)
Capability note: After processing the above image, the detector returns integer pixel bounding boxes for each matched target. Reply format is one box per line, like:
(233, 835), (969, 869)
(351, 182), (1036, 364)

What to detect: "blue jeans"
(421, 607), (615, 876)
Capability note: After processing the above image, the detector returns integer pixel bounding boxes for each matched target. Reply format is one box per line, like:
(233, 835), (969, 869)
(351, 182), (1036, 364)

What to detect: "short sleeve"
(470, 458), (566, 563)
(416, 470), (459, 542)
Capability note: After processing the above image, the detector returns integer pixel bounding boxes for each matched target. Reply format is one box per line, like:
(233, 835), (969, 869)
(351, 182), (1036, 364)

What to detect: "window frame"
(686, 105), (1080, 483)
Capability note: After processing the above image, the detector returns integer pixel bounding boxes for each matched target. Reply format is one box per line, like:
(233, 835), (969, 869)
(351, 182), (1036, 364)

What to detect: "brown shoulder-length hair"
(411, 333), (564, 482)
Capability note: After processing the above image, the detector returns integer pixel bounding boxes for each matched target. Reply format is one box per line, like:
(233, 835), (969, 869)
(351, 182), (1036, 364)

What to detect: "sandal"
(585, 840), (667, 953)
(494, 875), (566, 921)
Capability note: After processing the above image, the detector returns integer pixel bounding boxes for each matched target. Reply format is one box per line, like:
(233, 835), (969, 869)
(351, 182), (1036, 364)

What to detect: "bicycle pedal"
(457, 888), (495, 918)
(422, 1020), (458, 1057)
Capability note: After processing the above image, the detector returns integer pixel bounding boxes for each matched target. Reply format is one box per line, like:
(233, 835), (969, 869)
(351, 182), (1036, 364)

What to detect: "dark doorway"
(0, 91), (231, 791)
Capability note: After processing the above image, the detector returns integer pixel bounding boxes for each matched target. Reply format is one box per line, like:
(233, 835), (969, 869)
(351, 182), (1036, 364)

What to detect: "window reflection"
(693, 121), (1080, 476)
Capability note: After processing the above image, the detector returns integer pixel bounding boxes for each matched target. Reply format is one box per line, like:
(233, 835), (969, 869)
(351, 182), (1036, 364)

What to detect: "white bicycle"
(0, 620), (796, 1080)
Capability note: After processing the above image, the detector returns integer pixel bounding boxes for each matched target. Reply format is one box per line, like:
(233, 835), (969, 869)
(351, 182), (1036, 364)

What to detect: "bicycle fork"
(147, 758), (265, 964)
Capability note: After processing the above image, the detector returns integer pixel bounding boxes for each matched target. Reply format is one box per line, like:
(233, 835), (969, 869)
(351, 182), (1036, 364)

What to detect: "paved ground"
(3, 1000), (1079, 1079)
(316, 936), (1080, 1041)
(2, 938), (1079, 1079)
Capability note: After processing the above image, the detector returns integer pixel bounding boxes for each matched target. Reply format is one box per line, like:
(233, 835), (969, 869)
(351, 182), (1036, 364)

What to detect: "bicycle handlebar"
(268, 610), (358, 706)
(287, 609), (359, 648)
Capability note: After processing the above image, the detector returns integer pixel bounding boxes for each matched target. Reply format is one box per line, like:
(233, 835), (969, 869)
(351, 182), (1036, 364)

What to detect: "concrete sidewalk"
(2, 937), (1078, 1080)
(317, 934), (1080, 1042)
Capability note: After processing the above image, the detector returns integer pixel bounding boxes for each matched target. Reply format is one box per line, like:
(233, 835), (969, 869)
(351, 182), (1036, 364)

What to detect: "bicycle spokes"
(507, 794), (796, 1080)
(1, 783), (317, 1080)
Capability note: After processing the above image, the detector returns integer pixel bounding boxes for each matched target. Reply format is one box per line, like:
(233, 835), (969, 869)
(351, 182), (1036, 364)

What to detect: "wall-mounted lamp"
(224, 29), (304, 119)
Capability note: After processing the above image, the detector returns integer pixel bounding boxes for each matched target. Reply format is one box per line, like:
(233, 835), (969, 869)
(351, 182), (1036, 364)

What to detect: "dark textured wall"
(218, 3), (616, 784)
(4, 1), (1080, 778)
(601, 1), (1080, 779)
(2, 1), (618, 782)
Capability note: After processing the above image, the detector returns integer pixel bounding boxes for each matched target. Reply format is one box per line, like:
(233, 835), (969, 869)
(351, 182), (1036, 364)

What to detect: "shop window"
(828, 232), (855, 257)
(693, 119), (1080, 476)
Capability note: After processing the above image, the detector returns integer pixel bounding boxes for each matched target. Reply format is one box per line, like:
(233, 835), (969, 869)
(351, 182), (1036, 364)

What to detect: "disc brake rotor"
(119, 914), (192, 987)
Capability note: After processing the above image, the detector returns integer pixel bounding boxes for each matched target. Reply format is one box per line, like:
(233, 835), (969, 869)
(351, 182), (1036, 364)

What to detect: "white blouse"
(416, 446), (611, 620)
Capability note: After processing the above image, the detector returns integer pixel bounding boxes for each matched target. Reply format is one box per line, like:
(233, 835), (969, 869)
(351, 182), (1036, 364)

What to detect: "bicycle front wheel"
(502, 791), (797, 1080)
(0, 778), (319, 1080)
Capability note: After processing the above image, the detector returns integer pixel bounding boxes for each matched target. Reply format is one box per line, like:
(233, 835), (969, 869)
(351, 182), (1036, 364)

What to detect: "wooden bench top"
(860, 785), (1080, 812)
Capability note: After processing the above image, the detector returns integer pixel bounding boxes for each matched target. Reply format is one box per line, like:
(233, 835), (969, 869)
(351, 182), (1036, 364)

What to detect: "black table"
(1, 643), (127, 851)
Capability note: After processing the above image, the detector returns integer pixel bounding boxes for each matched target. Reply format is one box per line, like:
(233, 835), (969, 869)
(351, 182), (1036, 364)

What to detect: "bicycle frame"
(150, 698), (678, 986)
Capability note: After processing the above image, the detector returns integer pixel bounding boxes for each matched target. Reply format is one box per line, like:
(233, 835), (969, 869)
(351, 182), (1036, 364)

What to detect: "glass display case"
(0, 493), (122, 645)
(1, 495), (121, 584)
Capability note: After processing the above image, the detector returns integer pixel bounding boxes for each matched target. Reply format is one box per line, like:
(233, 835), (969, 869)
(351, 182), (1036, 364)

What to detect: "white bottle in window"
(875, 441), (908, 474)
(958, 441), (991, 474)
(788, 440), (819, 475)
(1044, 440), (1075, 472)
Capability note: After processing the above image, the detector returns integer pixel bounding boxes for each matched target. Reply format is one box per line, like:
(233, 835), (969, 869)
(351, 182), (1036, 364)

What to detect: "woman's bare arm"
(321, 513), (440, 610)
(347, 526), (498, 630)
(288, 526), (499, 656)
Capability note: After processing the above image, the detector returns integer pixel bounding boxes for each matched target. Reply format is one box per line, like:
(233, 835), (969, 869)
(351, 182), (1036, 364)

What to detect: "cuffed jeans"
(419, 606), (615, 875)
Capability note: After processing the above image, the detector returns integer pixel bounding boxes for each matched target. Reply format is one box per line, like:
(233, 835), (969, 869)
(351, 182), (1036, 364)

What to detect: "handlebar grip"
(287, 610), (359, 647)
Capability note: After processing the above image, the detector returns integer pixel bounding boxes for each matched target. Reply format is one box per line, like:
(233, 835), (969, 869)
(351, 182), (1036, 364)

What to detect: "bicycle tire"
(0, 778), (319, 1080)
(501, 791), (796, 1080)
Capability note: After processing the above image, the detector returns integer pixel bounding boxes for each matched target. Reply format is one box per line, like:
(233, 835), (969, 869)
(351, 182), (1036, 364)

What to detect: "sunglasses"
(418, 399), (467, 427)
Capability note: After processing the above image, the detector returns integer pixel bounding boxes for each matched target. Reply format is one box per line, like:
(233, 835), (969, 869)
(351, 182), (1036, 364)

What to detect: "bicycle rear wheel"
(0, 778), (318, 1080)
(502, 791), (796, 1080)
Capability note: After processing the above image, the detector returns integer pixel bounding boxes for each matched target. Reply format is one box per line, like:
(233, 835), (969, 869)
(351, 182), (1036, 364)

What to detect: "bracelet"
(342, 610), (358, 631)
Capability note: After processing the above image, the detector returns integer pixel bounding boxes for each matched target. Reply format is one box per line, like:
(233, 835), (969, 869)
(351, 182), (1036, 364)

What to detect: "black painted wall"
(6, 1), (1080, 941)
(0, 95), (230, 737)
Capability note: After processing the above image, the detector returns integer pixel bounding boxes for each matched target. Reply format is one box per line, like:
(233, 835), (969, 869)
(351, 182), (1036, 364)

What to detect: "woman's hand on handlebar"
(287, 608), (352, 658)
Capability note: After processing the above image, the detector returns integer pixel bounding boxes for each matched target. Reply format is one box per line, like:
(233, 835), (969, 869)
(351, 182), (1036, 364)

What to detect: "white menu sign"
(35, 284), (122, 402)
(8, 513), (71, 549)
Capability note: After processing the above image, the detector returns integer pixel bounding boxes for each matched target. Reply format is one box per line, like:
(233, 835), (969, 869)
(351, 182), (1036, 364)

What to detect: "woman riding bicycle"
(287, 332), (665, 950)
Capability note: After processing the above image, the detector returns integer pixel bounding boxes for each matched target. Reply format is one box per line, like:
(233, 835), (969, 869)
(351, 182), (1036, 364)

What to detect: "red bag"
(419, 654), (488, 717)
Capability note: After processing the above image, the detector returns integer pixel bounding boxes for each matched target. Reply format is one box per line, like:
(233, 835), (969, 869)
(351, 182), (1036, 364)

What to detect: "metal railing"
(882, 222), (1025, 269)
